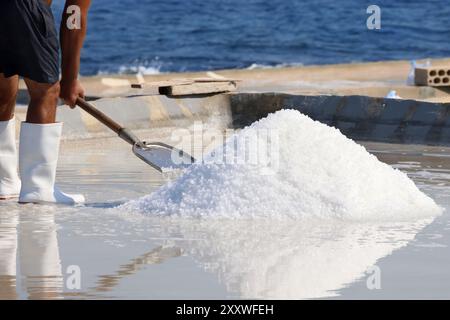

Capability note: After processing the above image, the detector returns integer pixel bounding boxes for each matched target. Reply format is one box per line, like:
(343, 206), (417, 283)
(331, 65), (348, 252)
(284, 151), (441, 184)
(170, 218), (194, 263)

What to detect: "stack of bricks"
(415, 66), (450, 86)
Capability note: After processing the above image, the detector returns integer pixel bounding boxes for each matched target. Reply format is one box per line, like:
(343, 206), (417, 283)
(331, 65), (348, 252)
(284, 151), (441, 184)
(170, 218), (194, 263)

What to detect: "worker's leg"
(24, 78), (59, 124)
(18, 78), (84, 204)
(0, 74), (18, 121)
(0, 74), (21, 200)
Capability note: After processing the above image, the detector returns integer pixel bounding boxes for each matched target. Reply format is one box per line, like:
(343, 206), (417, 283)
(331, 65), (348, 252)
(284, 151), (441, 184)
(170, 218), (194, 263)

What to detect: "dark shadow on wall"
(229, 93), (450, 146)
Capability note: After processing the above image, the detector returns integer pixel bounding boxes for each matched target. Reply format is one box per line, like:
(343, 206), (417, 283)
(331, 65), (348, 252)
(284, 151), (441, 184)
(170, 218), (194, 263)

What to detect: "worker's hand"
(60, 79), (85, 108)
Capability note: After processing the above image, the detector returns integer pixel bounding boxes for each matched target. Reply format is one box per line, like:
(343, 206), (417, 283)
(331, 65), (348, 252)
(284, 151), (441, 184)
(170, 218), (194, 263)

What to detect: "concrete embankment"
(14, 58), (450, 145)
(43, 92), (449, 146)
(231, 93), (450, 146)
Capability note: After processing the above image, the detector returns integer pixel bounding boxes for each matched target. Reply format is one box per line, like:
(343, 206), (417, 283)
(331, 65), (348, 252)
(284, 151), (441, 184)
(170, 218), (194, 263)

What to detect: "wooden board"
(131, 79), (194, 89)
(131, 78), (239, 96)
(159, 81), (237, 96)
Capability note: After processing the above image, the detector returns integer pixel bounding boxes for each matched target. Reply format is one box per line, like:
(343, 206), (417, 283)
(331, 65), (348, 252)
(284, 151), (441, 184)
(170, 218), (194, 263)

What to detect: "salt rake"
(76, 98), (195, 172)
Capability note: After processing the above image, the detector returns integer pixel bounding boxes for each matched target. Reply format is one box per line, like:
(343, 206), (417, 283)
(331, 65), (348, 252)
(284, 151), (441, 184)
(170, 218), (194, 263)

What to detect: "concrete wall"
(14, 92), (448, 146)
(231, 93), (450, 146)
(54, 94), (232, 139)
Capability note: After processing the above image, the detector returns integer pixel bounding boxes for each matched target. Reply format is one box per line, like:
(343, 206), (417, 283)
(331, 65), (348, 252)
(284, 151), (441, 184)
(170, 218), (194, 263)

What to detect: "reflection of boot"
(19, 211), (63, 300)
(18, 122), (84, 204)
(0, 119), (21, 200)
(0, 212), (18, 299)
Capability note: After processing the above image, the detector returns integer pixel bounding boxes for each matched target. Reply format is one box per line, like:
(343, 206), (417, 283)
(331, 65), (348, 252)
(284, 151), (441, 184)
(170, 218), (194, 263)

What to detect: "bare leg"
(0, 74), (19, 121)
(23, 78), (60, 124)
(18, 78), (84, 204)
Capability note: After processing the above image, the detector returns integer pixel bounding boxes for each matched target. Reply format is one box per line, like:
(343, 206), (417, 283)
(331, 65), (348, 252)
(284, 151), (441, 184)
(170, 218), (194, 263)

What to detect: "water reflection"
(0, 211), (18, 299)
(0, 207), (438, 299)
(91, 245), (182, 294)
(79, 213), (433, 299)
(151, 217), (432, 299)
(0, 208), (63, 299)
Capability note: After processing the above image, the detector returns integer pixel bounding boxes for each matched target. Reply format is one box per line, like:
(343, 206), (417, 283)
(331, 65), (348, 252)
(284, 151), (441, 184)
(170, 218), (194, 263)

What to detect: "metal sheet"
(132, 142), (195, 172)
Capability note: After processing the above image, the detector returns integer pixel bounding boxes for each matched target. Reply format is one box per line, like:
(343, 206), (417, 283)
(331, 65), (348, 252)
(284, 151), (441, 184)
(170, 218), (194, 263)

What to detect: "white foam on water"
(246, 62), (304, 70)
(118, 65), (161, 75)
(97, 59), (163, 76)
(121, 110), (443, 221)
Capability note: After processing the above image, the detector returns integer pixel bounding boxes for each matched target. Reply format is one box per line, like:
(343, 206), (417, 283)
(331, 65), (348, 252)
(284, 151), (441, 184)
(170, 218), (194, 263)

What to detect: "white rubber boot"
(0, 119), (21, 200)
(19, 122), (85, 204)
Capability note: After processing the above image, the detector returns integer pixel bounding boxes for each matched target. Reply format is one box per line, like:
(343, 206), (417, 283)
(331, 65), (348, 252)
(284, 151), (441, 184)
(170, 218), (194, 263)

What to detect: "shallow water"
(0, 133), (449, 299)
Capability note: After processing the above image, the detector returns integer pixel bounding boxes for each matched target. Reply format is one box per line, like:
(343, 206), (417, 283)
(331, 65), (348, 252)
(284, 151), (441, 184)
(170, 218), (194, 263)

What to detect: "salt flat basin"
(0, 129), (449, 300)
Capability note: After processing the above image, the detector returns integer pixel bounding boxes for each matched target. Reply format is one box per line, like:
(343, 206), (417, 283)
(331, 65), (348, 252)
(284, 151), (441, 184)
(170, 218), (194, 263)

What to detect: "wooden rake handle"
(75, 97), (143, 146)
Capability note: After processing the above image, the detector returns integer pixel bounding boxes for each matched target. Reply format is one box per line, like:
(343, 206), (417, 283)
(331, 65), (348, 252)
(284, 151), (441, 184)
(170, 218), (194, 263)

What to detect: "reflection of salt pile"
(159, 219), (429, 299)
(123, 110), (442, 221)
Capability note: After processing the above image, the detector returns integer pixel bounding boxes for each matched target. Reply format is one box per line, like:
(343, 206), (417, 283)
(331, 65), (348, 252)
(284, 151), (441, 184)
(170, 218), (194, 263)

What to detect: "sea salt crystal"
(121, 110), (442, 221)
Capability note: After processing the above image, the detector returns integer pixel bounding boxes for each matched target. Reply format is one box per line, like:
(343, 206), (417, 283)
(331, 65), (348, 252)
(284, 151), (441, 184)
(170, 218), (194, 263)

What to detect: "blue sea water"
(51, 0), (450, 76)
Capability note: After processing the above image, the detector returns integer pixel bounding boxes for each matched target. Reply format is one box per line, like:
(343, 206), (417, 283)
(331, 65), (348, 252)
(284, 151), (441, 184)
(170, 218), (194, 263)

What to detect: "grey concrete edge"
(14, 92), (450, 146)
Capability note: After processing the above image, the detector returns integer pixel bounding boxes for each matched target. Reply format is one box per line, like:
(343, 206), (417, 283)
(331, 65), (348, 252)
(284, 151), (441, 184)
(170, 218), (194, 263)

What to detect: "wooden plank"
(159, 81), (237, 96)
(131, 78), (241, 89)
(191, 77), (241, 83)
(130, 78), (239, 96)
(132, 79), (194, 88)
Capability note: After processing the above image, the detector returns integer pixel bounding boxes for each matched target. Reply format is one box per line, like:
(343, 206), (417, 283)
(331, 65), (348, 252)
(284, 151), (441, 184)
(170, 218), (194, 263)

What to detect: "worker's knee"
(47, 82), (60, 103)
(0, 86), (18, 108)
(29, 82), (60, 106)
(0, 91), (17, 120)
(0, 92), (15, 108)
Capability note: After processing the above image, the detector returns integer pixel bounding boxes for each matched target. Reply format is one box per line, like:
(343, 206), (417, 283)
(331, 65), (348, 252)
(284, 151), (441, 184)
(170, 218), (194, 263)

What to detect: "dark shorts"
(0, 0), (59, 84)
